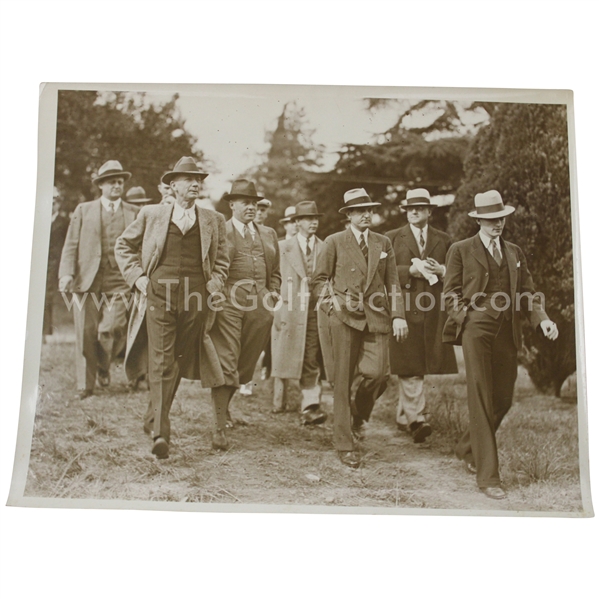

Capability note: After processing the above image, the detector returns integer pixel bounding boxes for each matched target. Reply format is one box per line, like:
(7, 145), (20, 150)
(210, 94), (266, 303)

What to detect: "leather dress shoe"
(301, 406), (327, 425)
(338, 451), (361, 469)
(97, 370), (110, 388)
(396, 422), (409, 433)
(480, 486), (507, 500)
(410, 421), (432, 444)
(464, 461), (477, 475)
(151, 437), (169, 459)
(211, 429), (229, 451)
(351, 416), (365, 440)
(75, 389), (94, 400)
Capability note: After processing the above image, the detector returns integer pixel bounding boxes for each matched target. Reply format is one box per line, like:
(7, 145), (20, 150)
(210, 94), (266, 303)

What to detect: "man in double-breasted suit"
(208, 180), (281, 449)
(312, 188), (408, 468)
(443, 190), (558, 499)
(58, 160), (139, 399)
(115, 157), (229, 459)
(386, 188), (457, 443)
(271, 201), (328, 424)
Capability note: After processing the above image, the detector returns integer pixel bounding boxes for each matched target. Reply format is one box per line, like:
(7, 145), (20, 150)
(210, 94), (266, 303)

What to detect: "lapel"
(122, 202), (137, 227)
(402, 225), (422, 258)
(255, 223), (272, 283)
(423, 226), (440, 258)
(92, 199), (102, 242)
(154, 203), (175, 260)
(471, 234), (490, 270)
(365, 232), (383, 291)
(502, 239), (518, 299)
(195, 205), (211, 262)
(285, 237), (307, 279)
(344, 228), (367, 277)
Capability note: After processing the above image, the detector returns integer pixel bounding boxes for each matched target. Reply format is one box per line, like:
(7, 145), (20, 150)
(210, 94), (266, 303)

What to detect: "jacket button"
(485, 272), (488, 277)
(413, 310), (418, 315)
(405, 284), (411, 289)
(351, 268), (355, 272)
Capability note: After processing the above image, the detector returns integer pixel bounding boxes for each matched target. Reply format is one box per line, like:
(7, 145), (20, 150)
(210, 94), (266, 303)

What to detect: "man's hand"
(408, 264), (424, 278)
(135, 275), (149, 296)
(58, 275), (74, 293)
(423, 257), (445, 277)
(540, 319), (559, 341)
(393, 317), (409, 342)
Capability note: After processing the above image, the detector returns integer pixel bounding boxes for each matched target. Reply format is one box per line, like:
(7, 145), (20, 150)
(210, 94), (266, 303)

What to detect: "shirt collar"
(101, 197), (121, 211)
(232, 216), (256, 236)
(172, 202), (196, 220)
(410, 223), (428, 240)
(297, 232), (314, 248)
(350, 224), (369, 244)
(479, 230), (501, 252)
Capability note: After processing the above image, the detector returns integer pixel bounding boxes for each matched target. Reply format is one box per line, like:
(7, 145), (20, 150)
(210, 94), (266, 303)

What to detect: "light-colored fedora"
(468, 190), (515, 218)
(400, 188), (436, 211)
(92, 160), (131, 185)
(279, 206), (297, 223)
(161, 156), (208, 185)
(125, 186), (152, 205)
(222, 179), (264, 202)
(290, 200), (323, 220)
(338, 188), (381, 213)
(257, 198), (272, 208)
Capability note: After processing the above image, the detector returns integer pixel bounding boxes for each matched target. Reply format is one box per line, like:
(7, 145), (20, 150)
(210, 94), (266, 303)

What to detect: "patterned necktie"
(305, 241), (312, 256)
(359, 233), (368, 261)
(243, 224), (254, 239)
(419, 229), (426, 255)
(108, 202), (115, 213)
(491, 239), (502, 265)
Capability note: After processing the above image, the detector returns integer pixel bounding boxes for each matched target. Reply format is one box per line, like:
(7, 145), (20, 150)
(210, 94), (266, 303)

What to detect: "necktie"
(108, 202), (115, 213)
(359, 233), (368, 261)
(243, 224), (254, 239)
(419, 230), (425, 255)
(305, 241), (312, 256)
(491, 239), (502, 265)
(180, 209), (194, 235)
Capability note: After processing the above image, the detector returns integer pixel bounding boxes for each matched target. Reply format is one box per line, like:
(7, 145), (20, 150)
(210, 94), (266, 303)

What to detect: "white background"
(1, 1), (596, 597)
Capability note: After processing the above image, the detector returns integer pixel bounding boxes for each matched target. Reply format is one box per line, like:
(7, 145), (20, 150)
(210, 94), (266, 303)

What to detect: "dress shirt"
(171, 202), (197, 234)
(101, 197), (122, 212)
(410, 223), (428, 249)
(350, 224), (369, 246)
(479, 230), (503, 259)
(297, 232), (315, 256)
(232, 216), (257, 238)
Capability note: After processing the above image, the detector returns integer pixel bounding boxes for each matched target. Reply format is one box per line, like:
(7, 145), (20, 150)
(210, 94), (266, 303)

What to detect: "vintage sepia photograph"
(7, 83), (592, 515)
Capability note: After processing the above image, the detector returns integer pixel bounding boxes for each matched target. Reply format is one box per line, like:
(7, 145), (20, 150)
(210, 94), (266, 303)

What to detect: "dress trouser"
(145, 277), (205, 443)
(72, 292), (129, 391)
(396, 376), (426, 426)
(455, 310), (518, 488)
(329, 312), (390, 451)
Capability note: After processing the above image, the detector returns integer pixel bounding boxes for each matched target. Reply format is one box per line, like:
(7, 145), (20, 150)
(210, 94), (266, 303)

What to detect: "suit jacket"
(312, 228), (405, 335)
(442, 234), (549, 349)
(271, 235), (329, 379)
(224, 220), (281, 294)
(58, 199), (139, 292)
(386, 225), (457, 375)
(114, 203), (230, 387)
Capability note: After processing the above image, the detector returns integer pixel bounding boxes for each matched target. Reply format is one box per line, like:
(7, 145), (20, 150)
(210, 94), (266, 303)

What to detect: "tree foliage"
(448, 103), (575, 397)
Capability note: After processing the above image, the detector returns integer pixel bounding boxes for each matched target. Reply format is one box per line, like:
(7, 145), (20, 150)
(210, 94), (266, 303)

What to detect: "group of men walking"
(58, 156), (558, 500)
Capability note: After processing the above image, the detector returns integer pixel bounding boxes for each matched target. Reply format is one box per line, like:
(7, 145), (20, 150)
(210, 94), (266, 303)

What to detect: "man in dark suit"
(115, 156), (229, 459)
(312, 188), (408, 468)
(208, 179), (281, 449)
(443, 190), (558, 499)
(58, 160), (139, 399)
(386, 188), (457, 443)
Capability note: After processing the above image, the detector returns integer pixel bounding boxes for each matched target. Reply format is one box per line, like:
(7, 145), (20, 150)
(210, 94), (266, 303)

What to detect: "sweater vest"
(477, 246), (511, 320)
(227, 227), (267, 292)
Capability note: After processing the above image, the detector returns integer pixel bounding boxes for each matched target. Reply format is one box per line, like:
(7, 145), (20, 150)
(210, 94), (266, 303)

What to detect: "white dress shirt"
(349, 224), (369, 246)
(101, 197), (122, 212)
(232, 216), (257, 238)
(171, 202), (197, 234)
(410, 223), (428, 251)
(479, 230), (503, 259)
(297, 232), (315, 255)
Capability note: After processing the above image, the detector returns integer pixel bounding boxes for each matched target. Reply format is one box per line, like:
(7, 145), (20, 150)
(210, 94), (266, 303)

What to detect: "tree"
(448, 103), (575, 397)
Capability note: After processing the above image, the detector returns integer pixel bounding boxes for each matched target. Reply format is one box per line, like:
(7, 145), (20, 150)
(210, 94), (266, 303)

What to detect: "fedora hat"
(468, 190), (515, 219)
(290, 200), (323, 220)
(125, 186), (152, 205)
(279, 206), (297, 223)
(400, 188), (436, 211)
(338, 188), (381, 213)
(161, 156), (208, 185)
(257, 198), (272, 208)
(223, 179), (264, 202)
(92, 160), (131, 185)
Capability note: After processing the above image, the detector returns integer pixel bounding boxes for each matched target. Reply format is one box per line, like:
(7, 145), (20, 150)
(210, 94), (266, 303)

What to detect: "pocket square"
(516, 261), (521, 268)
(380, 251), (388, 259)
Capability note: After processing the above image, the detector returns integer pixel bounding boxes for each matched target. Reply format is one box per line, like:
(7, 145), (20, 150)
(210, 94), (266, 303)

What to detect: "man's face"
(284, 220), (299, 236)
(170, 175), (202, 206)
(406, 206), (431, 228)
(158, 182), (173, 198)
(98, 177), (125, 201)
(347, 207), (373, 231)
(254, 206), (269, 225)
(477, 217), (506, 239)
(230, 198), (257, 224)
(296, 216), (319, 238)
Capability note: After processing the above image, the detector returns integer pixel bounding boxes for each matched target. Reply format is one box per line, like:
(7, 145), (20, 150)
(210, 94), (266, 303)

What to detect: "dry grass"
(25, 335), (584, 513)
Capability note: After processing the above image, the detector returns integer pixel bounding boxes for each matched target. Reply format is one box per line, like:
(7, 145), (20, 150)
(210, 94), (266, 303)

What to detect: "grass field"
(24, 325), (583, 513)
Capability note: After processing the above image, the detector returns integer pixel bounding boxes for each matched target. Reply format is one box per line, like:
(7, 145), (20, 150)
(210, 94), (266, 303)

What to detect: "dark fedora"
(92, 160), (132, 185)
(161, 156), (208, 185)
(400, 188), (437, 211)
(223, 179), (264, 202)
(290, 201), (323, 220)
(338, 188), (381, 214)
(125, 186), (153, 205)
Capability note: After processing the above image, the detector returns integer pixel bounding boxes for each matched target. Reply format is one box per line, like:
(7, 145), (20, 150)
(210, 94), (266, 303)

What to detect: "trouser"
(396, 376), (426, 426)
(72, 291), (129, 391)
(145, 278), (205, 443)
(455, 311), (518, 488)
(329, 313), (390, 451)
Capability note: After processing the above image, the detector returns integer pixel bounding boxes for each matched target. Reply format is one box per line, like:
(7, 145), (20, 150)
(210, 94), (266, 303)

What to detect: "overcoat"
(386, 225), (457, 376)
(58, 199), (139, 291)
(442, 234), (549, 348)
(114, 203), (229, 387)
(271, 235), (330, 380)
